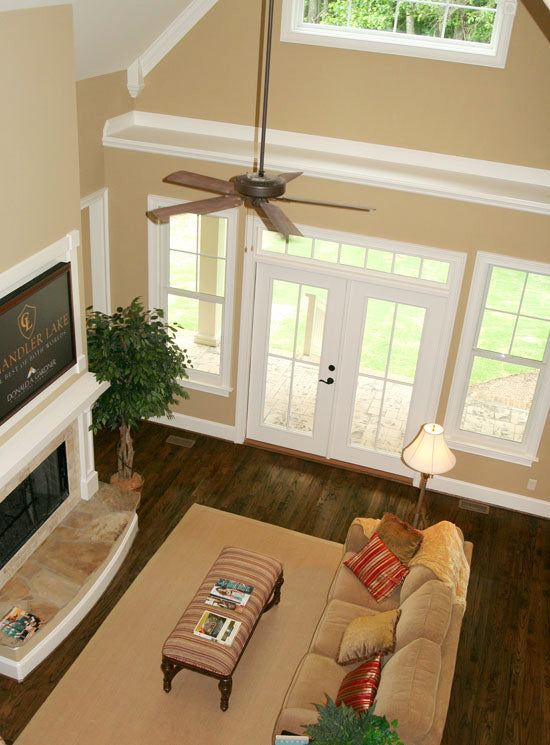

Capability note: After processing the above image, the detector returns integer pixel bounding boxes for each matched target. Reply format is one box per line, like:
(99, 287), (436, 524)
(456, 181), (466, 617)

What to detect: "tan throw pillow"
(337, 608), (401, 665)
(377, 512), (423, 564)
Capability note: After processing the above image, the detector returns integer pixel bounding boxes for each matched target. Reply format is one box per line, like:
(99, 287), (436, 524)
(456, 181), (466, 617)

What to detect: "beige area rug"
(15, 504), (344, 745)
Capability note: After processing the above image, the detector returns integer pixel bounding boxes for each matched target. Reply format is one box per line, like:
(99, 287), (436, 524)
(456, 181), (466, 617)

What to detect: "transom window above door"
(281, 0), (517, 67)
(260, 228), (453, 286)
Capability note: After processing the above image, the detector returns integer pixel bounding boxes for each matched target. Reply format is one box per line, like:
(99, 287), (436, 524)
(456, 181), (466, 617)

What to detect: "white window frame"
(147, 195), (237, 397)
(236, 216), (466, 451)
(281, 0), (517, 68)
(444, 252), (550, 466)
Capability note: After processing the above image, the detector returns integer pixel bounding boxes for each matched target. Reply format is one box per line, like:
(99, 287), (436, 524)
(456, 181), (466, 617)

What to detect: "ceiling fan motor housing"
(234, 173), (286, 199)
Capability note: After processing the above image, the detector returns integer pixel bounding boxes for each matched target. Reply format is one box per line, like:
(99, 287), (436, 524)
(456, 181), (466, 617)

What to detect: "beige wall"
(0, 6), (81, 269)
(0, 6), (83, 448)
(104, 143), (550, 501)
(76, 71), (132, 199)
(87, 0), (550, 504)
(137, 0), (550, 169)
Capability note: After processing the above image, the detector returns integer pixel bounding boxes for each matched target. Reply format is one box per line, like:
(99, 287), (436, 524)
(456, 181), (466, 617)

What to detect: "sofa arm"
(344, 522), (370, 554)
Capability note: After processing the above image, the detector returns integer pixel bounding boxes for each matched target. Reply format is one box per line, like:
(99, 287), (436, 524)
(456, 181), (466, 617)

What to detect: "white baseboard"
(430, 475), (550, 519)
(149, 413), (236, 442)
(0, 515), (138, 681)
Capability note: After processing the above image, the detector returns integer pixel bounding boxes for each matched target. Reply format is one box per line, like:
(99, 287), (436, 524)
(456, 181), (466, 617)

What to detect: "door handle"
(319, 377), (334, 385)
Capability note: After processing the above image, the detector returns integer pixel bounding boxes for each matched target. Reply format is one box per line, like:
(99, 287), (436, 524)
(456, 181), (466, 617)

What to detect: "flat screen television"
(0, 262), (77, 426)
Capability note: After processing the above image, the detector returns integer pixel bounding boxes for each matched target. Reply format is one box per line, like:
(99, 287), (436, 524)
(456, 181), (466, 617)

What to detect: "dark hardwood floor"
(1, 421), (548, 744)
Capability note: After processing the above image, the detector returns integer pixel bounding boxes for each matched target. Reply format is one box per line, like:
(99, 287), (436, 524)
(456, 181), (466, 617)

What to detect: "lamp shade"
(402, 423), (456, 475)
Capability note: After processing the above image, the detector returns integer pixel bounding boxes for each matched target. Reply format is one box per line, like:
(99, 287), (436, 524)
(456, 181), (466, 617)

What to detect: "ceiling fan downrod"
(258, 0), (275, 178)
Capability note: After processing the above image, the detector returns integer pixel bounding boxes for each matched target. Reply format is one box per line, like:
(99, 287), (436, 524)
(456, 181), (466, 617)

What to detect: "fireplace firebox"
(0, 443), (69, 570)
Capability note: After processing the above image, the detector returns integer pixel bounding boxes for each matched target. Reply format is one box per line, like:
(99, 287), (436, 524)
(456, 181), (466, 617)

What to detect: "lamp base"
(412, 473), (430, 529)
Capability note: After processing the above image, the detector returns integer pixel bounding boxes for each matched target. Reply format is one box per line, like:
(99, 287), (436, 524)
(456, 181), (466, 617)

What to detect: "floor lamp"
(402, 423), (456, 528)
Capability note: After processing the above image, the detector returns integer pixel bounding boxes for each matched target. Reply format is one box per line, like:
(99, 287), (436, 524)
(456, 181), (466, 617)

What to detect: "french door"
(247, 261), (447, 475)
(247, 263), (347, 454)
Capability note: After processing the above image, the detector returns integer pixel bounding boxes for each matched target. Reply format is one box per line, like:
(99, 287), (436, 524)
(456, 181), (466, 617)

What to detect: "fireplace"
(0, 442), (69, 571)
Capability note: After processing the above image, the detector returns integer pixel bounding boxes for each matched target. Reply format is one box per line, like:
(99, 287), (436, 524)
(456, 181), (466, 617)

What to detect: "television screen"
(0, 262), (77, 425)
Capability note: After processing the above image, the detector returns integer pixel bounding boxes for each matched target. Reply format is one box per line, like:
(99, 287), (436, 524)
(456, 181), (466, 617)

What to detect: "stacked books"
(193, 577), (254, 646)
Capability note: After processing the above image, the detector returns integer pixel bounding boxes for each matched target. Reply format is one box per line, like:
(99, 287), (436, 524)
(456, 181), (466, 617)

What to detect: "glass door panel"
(331, 281), (446, 475)
(247, 264), (346, 455)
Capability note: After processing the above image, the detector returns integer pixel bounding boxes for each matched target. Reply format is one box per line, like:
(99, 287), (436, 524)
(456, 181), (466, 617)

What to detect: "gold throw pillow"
(337, 608), (401, 665)
(377, 512), (423, 564)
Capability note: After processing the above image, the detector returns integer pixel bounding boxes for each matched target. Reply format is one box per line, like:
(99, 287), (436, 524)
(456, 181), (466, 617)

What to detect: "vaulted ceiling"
(0, 0), (194, 79)
(1, 0), (548, 82)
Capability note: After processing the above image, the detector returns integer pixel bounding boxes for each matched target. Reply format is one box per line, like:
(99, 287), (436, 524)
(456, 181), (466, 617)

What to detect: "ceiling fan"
(146, 0), (374, 239)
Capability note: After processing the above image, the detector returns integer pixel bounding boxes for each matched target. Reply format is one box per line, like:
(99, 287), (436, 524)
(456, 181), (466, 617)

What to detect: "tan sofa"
(274, 520), (473, 745)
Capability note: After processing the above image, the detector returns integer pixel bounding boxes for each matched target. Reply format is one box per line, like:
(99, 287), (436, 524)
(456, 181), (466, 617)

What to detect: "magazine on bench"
(193, 610), (241, 646)
(0, 606), (43, 642)
(208, 577), (254, 607)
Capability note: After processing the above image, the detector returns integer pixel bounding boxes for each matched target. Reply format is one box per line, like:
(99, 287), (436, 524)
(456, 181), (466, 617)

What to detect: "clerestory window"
(282, 0), (517, 67)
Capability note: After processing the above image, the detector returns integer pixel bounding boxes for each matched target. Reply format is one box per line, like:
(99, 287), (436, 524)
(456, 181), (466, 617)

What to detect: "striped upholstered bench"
(161, 545), (284, 710)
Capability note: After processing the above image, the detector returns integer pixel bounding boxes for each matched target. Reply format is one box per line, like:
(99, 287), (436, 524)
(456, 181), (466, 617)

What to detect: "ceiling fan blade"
(277, 171), (303, 183)
(258, 200), (303, 239)
(163, 170), (236, 195)
(277, 196), (376, 213)
(146, 195), (243, 224)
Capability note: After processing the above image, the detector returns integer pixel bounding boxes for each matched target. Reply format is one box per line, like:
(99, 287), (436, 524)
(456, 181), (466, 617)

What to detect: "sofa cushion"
(337, 608), (401, 665)
(336, 654), (382, 713)
(311, 599), (378, 659)
(328, 556), (401, 610)
(377, 512), (423, 564)
(399, 564), (439, 604)
(344, 533), (409, 602)
(396, 579), (452, 651)
(285, 653), (348, 713)
(374, 638), (441, 741)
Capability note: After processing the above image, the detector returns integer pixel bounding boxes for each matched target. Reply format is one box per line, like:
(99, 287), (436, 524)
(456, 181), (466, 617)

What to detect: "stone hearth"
(0, 483), (138, 679)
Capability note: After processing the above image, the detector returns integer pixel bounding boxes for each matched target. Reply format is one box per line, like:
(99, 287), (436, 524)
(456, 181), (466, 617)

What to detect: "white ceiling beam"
(126, 0), (219, 98)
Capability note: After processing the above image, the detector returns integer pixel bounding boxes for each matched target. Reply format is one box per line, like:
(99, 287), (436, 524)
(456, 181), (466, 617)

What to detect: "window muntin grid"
(301, 0), (498, 46)
(260, 229), (450, 285)
(166, 213), (228, 379)
(458, 266), (550, 444)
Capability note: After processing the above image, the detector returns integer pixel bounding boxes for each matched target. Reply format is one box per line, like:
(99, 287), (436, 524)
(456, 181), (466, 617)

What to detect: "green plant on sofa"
(304, 697), (403, 745)
(86, 298), (192, 481)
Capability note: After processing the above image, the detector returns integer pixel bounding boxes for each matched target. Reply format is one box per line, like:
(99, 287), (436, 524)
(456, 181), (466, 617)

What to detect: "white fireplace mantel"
(0, 371), (108, 496)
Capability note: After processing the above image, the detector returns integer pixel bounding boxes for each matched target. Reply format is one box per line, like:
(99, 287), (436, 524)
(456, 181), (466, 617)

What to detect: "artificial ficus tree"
(86, 298), (192, 482)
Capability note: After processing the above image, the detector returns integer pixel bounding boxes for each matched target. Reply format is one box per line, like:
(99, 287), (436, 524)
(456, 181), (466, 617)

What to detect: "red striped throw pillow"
(344, 532), (409, 601)
(336, 654), (382, 713)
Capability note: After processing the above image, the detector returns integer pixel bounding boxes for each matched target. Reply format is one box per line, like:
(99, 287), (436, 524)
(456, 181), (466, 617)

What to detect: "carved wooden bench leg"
(263, 571), (284, 613)
(218, 675), (232, 711)
(161, 656), (181, 693)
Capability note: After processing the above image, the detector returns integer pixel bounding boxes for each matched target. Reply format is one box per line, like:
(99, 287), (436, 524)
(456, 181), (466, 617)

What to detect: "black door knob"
(319, 377), (334, 384)
(328, 364), (335, 371)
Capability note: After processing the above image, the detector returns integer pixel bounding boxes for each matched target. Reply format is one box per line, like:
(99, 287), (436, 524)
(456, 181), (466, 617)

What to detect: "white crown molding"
(126, 0), (219, 98)
(103, 111), (550, 214)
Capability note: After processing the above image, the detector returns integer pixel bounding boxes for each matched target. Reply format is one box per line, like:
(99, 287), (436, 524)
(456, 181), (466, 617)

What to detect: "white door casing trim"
(80, 188), (111, 315)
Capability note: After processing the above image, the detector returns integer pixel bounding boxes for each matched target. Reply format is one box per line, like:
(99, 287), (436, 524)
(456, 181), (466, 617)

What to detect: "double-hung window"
(148, 196), (237, 396)
(282, 0), (517, 67)
(445, 253), (550, 465)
